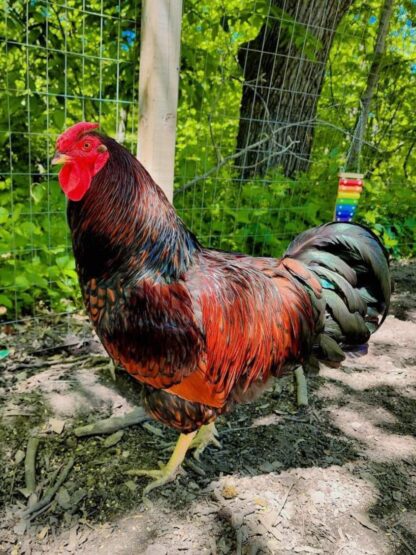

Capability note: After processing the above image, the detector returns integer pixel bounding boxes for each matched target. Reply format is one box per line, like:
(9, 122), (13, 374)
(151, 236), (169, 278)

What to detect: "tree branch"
(174, 116), (383, 197)
(173, 119), (316, 196)
(346, 0), (395, 171)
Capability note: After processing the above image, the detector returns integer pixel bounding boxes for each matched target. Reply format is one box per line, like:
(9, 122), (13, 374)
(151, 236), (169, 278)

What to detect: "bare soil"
(0, 261), (415, 555)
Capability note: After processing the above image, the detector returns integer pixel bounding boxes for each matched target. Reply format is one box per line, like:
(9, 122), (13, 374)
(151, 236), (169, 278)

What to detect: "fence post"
(137, 0), (183, 203)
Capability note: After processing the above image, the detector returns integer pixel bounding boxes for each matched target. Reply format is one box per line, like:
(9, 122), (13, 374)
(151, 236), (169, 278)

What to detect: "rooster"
(52, 122), (391, 494)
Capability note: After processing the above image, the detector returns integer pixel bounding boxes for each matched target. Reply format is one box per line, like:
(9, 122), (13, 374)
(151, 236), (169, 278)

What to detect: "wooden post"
(137, 0), (183, 203)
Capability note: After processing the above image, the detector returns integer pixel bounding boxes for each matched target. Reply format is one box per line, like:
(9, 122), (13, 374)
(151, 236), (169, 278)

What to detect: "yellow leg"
(190, 422), (222, 461)
(127, 430), (197, 496)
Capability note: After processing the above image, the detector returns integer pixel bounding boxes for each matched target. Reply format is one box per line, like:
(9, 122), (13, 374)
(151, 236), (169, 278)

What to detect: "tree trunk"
(237, 0), (354, 178)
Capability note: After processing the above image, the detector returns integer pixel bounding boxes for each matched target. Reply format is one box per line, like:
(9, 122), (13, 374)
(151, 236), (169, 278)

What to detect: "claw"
(127, 431), (196, 498)
(190, 423), (222, 461)
(127, 465), (185, 496)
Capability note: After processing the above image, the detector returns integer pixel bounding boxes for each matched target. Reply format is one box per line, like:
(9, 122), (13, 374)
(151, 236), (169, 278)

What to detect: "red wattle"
(58, 162), (92, 201)
(58, 151), (109, 201)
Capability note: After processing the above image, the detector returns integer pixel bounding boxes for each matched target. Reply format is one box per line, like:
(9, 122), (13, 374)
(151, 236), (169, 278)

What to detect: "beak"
(51, 152), (71, 165)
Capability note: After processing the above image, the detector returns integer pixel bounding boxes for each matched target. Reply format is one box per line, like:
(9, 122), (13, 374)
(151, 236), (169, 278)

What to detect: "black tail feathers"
(284, 222), (391, 369)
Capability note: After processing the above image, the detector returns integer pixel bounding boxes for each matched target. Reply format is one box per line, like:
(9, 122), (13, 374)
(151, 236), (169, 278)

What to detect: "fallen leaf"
(142, 422), (164, 437)
(103, 430), (124, 448)
(37, 525), (49, 540)
(14, 449), (25, 465)
(254, 497), (268, 507)
(56, 487), (71, 510)
(18, 487), (33, 499)
(125, 480), (137, 492)
(71, 488), (87, 507)
(49, 418), (66, 434)
(392, 491), (402, 502)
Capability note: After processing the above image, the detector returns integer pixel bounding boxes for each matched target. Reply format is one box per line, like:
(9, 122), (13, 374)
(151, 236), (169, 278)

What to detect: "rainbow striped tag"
(335, 172), (364, 222)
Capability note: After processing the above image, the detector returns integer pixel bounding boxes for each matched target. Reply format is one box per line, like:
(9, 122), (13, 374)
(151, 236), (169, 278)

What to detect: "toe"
(193, 448), (203, 462)
(211, 436), (222, 449)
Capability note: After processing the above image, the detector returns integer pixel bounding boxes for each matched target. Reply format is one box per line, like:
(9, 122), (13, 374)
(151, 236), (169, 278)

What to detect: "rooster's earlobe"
(97, 145), (108, 153)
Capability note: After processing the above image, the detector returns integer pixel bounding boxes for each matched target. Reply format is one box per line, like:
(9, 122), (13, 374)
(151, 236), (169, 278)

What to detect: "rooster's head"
(52, 122), (109, 201)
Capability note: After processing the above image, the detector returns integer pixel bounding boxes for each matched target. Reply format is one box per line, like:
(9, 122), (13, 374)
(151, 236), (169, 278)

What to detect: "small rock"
(221, 484), (238, 499)
(13, 519), (27, 536)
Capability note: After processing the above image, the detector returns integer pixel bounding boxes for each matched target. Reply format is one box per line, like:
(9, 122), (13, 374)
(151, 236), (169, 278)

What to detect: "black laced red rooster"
(52, 122), (391, 494)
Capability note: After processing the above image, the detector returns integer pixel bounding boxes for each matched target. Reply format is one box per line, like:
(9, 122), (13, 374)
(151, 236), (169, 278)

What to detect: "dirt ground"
(0, 261), (415, 555)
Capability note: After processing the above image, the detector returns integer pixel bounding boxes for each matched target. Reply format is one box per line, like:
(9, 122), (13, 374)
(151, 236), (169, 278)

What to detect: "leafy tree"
(0, 0), (415, 318)
(236, 0), (355, 178)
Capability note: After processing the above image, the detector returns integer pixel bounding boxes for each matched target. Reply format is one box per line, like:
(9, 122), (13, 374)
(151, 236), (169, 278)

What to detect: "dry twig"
(22, 458), (74, 517)
(24, 437), (40, 495)
(74, 407), (149, 437)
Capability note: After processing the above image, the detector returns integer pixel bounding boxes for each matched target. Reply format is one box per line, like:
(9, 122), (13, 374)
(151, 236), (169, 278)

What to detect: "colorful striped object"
(334, 172), (364, 222)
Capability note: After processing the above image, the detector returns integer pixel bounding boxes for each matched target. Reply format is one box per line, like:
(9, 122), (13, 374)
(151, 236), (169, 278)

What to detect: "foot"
(127, 431), (197, 496)
(127, 462), (185, 496)
(190, 422), (222, 461)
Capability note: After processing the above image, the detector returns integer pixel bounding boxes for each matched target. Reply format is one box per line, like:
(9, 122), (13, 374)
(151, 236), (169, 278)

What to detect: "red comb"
(56, 122), (99, 151)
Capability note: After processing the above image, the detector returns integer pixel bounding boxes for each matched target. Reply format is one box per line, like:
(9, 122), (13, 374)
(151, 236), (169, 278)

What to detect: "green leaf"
(0, 207), (8, 223)
(15, 275), (30, 289)
(52, 109), (65, 130)
(0, 294), (13, 309)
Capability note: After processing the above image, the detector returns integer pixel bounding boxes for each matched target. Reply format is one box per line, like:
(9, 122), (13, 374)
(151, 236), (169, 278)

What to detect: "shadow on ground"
(0, 261), (415, 554)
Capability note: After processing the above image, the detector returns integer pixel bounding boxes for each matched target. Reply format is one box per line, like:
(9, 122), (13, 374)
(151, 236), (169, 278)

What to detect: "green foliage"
(0, 0), (140, 315)
(0, 0), (415, 319)
(176, 0), (416, 260)
(314, 0), (416, 256)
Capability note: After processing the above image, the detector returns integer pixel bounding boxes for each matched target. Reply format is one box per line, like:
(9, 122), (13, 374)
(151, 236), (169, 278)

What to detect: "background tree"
(346, 0), (395, 171)
(236, 0), (354, 177)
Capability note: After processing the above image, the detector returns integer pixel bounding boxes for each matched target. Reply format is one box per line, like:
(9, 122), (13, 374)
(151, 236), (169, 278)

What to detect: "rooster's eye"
(83, 142), (91, 151)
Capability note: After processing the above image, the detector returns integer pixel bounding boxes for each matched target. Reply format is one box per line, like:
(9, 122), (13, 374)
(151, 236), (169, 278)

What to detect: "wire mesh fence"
(0, 0), (140, 322)
(174, 0), (416, 260)
(0, 0), (415, 325)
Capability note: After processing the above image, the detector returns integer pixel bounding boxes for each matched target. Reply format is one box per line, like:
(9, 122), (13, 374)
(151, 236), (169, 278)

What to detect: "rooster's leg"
(189, 422), (222, 461)
(294, 367), (308, 407)
(127, 431), (197, 495)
